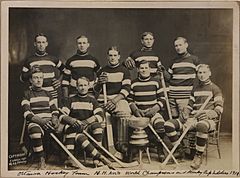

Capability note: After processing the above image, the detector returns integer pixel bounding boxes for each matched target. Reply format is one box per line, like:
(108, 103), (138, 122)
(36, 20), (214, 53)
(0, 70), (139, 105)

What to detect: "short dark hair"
(34, 33), (48, 42)
(174, 36), (187, 43)
(136, 60), (149, 68)
(76, 35), (88, 41)
(30, 65), (42, 77)
(107, 46), (120, 55)
(141, 32), (154, 40)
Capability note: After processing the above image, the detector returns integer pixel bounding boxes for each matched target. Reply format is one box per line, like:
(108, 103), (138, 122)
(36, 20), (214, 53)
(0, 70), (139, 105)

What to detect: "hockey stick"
(148, 124), (179, 165)
(83, 129), (139, 168)
(162, 93), (213, 167)
(157, 64), (172, 120)
(103, 83), (123, 160)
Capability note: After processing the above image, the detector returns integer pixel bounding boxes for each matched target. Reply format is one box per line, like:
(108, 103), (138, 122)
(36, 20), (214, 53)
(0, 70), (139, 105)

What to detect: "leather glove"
(32, 116), (54, 131)
(72, 120), (84, 132)
(206, 110), (218, 119)
(195, 111), (208, 121)
(51, 116), (60, 130)
(134, 109), (145, 117)
(157, 64), (166, 73)
(179, 107), (191, 123)
(124, 57), (135, 70)
(52, 78), (61, 89)
(144, 105), (160, 118)
(98, 72), (108, 84)
(104, 100), (116, 112)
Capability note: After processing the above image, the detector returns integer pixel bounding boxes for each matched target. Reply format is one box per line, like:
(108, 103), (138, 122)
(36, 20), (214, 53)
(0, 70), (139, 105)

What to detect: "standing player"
(62, 35), (101, 99)
(21, 65), (59, 170)
(20, 33), (66, 107)
(128, 60), (166, 162)
(94, 46), (131, 154)
(164, 64), (224, 168)
(60, 77), (114, 169)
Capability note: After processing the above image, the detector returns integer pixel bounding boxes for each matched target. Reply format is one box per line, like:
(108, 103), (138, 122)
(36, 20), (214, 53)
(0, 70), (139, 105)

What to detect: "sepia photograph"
(1, 1), (239, 177)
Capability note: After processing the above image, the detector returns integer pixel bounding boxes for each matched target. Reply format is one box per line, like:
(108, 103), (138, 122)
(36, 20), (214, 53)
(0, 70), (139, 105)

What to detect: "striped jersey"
(129, 47), (162, 77)
(61, 94), (104, 123)
(128, 76), (165, 110)
(168, 52), (199, 99)
(187, 80), (224, 115)
(21, 87), (59, 122)
(96, 63), (131, 102)
(20, 52), (66, 99)
(62, 51), (101, 94)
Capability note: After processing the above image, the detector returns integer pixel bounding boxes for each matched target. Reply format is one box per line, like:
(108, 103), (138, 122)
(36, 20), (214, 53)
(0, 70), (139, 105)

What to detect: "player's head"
(137, 60), (151, 78)
(34, 33), (48, 52)
(197, 64), (211, 82)
(30, 65), (44, 88)
(77, 77), (90, 95)
(76, 35), (90, 53)
(174, 36), (188, 54)
(107, 46), (120, 66)
(141, 32), (154, 48)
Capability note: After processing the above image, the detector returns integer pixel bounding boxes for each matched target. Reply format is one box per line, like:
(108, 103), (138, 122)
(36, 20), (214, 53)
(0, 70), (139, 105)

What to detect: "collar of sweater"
(30, 86), (42, 91)
(107, 62), (120, 68)
(35, 51), (48, 57)
(77, 93), (88, 98)
(141, 47), (152, 51)
(138, 75), (151, 81)
(199, 79), (212, 86)
(76, 50), (88, 56)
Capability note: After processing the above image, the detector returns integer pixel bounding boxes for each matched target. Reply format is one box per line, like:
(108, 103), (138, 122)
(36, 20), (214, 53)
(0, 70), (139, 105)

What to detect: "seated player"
(60, 77), (114, 169)
(21, 65), (60, 170)
(94, 46), (131, 154)
(164, 64), (224, 169)
(128, 60), (166, 162)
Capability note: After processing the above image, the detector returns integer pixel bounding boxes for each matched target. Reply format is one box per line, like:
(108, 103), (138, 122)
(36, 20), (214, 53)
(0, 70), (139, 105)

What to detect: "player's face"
(108, 49), (120, 66)
(141, 34), (154, 48)
(174, 39), (188, 54)
(77, 79), (90, 95)
(197, 67), (211, 82)
(34, 36), (48, 52)
(31, 72), (44, 88)
(138, 63), (151, 78)
(77, 37), (90, 53)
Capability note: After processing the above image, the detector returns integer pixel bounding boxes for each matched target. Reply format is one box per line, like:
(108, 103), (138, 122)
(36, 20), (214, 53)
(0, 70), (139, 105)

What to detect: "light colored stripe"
(52, 110), (59, 115)
(59, 115), (65, 122)
(42, 86), (54, 91)
(132, 81), (159, 88)
(190, 96), (195, 102)
(33, 145), (44, 152)
(29, 133), (42, 139)
(122, 79), (131, 85)
(21, 100), (30, 106)
(70, 60), (96, 68)
(135, 91), (156, 96)
(62, 107), (70, 115)
(214, 96), (223, 102)
(93, 108), (102, 114)
(194, 91), (213, 97)
(66, 145), (75, 150)
(62, 80), (69, 85)
(24, 111), (33, 118)
(169, 85), (193, 91)
(49, 100), (55, 106)
(56, 60), (62, 68)
(91, 149), (98, 156)
(135, 100), (157, 105)
(93, 128), (103, 135)
(65, 133), (76, 138)
(107, 72), (124, 83)
(196, 145), (205, 152)
(22, 66), (29, 72)
(172, 62), (197, 69)
(164, 121), (175, 128)
(168, 68), (173, 74)
(95, 115), (103, 123)
(30, 60), (56, 67)
(120, 89), (129, 97)
(35, 113), (52, 118)
(196, 132), (208, 139)
(215, 106), (223, 113)
(64, 69), (71, 75)
(71, 102), (93, 110)
(30, 96), (49, 103)
(31, 107), (50, 110)
(150, 68), (157, 73)
(43, 72), (55, 79)
(158, 101), (164, 108)
(172, 74), (196, 79)
(82, 140), (90, 148)
(135, 56), (159, 62)
(166, 131), (177, 137)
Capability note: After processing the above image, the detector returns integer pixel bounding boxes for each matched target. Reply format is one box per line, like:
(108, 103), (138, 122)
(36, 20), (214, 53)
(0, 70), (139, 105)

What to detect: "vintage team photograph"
(1, 1), (239, 177)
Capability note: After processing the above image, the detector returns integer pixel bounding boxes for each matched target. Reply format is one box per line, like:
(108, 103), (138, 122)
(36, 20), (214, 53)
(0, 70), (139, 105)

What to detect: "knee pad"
(153, 120), (165, 133)
(196, 121), (209, 133)
(76, 133), (88, 144)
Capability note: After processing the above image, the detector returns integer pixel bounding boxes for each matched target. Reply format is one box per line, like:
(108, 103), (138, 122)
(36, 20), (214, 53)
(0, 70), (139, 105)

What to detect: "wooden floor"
(9, 135), (232, 171)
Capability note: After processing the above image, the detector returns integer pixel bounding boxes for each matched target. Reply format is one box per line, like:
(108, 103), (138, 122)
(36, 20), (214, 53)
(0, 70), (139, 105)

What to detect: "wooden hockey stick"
(83, 130), (139, 168)
(162, 93), (213, 167)
(158, 63), (172, 120)
(103, 83), (123, 160)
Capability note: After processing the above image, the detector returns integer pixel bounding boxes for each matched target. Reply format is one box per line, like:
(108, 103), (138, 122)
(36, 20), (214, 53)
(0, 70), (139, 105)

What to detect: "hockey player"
(123, 32), (163, 79)
(62, 35), (101, 99)
(20, 33), (66, 107)
(60, 77), (114, 169)
(21, 65), (60, 170)
(128, 60), (166, 162)
(164, 64), (224, 169)
(94, 46), (131, 154)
